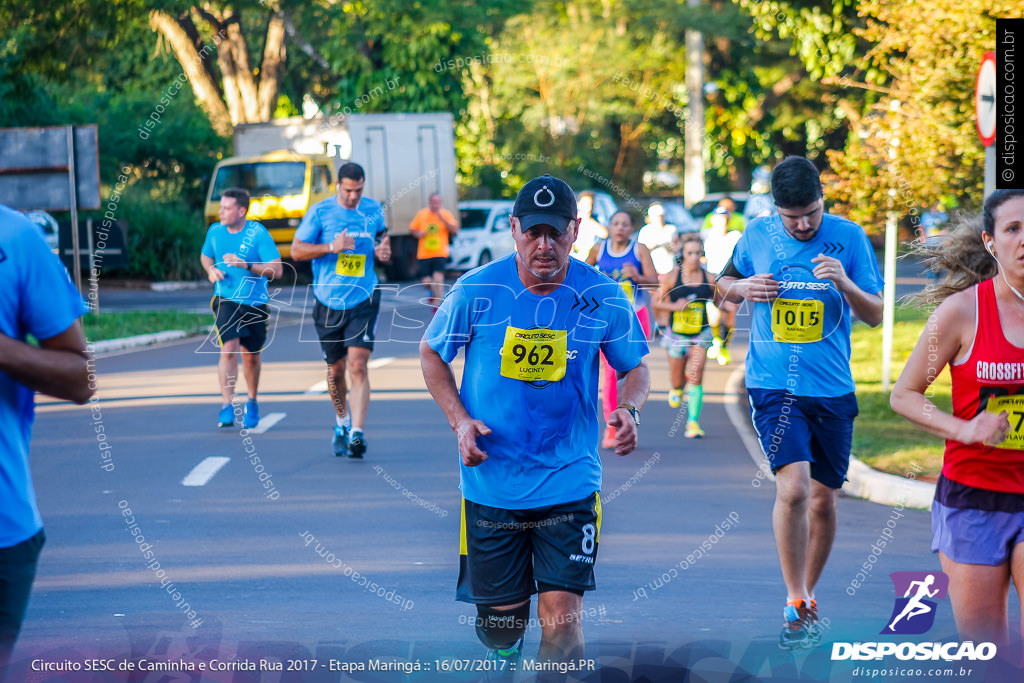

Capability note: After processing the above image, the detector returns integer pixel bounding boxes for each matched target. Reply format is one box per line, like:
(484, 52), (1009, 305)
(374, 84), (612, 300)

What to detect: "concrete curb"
(723, 366), (935, 510)
(88, 330), (205, 355)
(149, 281), (208, 292)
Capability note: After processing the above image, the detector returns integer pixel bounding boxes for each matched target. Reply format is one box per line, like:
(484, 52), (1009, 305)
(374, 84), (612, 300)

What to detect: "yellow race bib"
(672, 302), (705, 335)
(986, 395), (1024, 450)
(620, 280), (635, 304)
(423, 235), (442, 252)
(335, 253), (366, 277)
(771, 298), (824, 343)
(499, 327), (568, 382)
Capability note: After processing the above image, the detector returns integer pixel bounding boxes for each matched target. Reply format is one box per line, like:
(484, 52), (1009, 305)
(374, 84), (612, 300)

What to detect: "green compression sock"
(687, 385), (704, 423)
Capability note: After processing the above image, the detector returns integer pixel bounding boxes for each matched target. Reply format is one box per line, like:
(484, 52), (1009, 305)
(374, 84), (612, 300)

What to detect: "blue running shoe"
(348, 431), (367, 459)
(332, 425), (349, 457)
(243, 400), (260, 429)
(218, 404), (234, 428)
(484, 637), (522, 682)
(779, 599), (815, 650)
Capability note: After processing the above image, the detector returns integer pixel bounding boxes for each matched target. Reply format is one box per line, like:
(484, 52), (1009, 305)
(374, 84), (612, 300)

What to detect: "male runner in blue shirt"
(201, 188), (283, 429)
(420, 175), (650, 668)
(717, 156), (883, 649)
(292, 163), (391, 458)
(0, 204), (93, 665)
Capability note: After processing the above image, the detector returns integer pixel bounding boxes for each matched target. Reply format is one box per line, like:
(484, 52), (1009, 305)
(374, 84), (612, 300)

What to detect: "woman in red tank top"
(892, 189), (1024, 651)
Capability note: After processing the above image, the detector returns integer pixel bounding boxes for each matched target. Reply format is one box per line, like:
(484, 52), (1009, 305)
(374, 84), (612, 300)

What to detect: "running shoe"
(779, 599), (815, 650)
(483, 636), (523, 682)
(348, 432), (367, 459)
(806, 599), (823, 643)
(332, 425), (349, 457)
(668, 388), (684, 408)
(707, 338), (721, 360)
(717, 346), (731, 366)
(218, 404), (235, 428)
(601, 426), (617, 449)
(685, 421), (705, 439)
(242, 400), (260, 429)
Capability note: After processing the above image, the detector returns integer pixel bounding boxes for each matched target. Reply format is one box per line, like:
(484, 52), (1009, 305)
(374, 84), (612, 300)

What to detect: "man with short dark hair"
(420, 174), (650, 668)
(202, 187), (283, 429)
(0, 203), (94, 665)
(291, 163), (391, 458)
(717, 156), (883, 649)
(410, 193), (458, 311)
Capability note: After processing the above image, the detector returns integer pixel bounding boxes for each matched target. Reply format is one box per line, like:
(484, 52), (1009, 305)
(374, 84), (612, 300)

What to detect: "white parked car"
(448, 200), (515, 271)
(25, 210), (59, 253)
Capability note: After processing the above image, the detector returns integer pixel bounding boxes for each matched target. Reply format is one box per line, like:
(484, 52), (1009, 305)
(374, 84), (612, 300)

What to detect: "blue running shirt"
(201, 220), (280, 306)
(0, 205), (88, 547)
(294, 196), (387, 310)
(729, 212), (883, 397)
(425, 255), (649, 509)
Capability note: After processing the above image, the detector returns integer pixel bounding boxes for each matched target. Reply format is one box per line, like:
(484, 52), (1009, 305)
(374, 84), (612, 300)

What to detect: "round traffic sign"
(976, 51), (997, 147)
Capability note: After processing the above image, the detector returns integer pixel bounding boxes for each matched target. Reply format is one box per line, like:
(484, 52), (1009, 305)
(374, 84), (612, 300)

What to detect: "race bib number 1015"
(771, 298), (824, 343)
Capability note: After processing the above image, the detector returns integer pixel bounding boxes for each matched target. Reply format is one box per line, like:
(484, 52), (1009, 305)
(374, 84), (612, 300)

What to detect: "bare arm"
(253, 258), (283, 280)
(716, 273), (779, 305)
(442, 211), (458, 234)
(609, 359), (651, 456)
(0, 322), (93, 404)
(811, 255), (883, 327)
(291, 230), (354, 262)
(201, 254), (224, 282)
(891, 294), (1010, 445)
(632, 244), (661, 287)
(419, 338), (491, 466)
(585, 243), (600, 266)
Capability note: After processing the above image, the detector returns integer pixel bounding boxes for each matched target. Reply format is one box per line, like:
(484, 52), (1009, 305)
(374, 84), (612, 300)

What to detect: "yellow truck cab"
(204, 150), (335, 258)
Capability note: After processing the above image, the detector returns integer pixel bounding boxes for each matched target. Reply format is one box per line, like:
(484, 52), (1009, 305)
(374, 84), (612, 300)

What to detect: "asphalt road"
(11, 279), (1020, 683)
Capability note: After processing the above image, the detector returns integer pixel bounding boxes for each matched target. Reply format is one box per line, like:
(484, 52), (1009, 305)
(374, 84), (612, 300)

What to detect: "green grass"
(83, 310), (211, 343)
(851, 305), (950, 479)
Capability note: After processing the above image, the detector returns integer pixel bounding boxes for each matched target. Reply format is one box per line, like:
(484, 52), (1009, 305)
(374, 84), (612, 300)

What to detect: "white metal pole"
(881, 211), (898, 391)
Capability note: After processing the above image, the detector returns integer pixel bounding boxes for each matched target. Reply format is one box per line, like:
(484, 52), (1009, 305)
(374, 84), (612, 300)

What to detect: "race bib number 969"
(499, 327), (568, 382)
(335, 253), (367, 277)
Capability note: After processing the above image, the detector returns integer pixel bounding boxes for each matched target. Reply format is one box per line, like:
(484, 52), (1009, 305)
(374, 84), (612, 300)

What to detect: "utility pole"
(684, 0), (706, 205)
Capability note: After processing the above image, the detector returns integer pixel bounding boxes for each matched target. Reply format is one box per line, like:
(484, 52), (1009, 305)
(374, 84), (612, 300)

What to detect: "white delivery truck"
(209, 112), (458, 280)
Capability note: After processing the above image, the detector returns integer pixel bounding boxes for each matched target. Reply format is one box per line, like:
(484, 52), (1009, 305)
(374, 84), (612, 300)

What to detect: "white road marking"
(305, 380), (328, 394)
(182, 457), (231, 487)
(304, 358), (393, 394)
(250, 412), (286, 434)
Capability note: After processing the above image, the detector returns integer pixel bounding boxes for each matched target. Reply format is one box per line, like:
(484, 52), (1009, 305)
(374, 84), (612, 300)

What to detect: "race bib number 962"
(771, 298), (824, 343)
(499, 327), (568, 382)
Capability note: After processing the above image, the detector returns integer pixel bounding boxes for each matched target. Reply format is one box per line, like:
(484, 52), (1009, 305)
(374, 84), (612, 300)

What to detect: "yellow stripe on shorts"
(595, 492), (602, 542)
(459, 498), (468, 555)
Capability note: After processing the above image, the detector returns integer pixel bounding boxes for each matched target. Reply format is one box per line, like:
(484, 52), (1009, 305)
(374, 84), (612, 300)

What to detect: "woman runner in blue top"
(587, 210), (658, 448)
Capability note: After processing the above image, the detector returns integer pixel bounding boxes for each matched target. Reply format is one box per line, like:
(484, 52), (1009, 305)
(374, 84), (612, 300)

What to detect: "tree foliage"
(825, 0), (1012, 227)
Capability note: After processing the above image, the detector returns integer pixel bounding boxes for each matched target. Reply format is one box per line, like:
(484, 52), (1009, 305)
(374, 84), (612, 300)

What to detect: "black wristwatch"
(618, 403), (640, 426)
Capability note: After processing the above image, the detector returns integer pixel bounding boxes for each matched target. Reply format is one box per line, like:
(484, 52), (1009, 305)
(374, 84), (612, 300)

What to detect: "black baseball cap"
(512, 175), (578, 233)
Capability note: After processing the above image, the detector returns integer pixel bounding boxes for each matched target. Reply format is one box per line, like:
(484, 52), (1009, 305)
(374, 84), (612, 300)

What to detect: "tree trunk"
(257, 14), (286, 119)
(149, 10), (233, 137)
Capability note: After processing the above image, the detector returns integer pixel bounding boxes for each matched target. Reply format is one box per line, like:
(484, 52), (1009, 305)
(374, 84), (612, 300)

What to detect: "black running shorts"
(212, 297), (270, 353)
(312, 290), (381, 364)
(456, 492), (601, 605)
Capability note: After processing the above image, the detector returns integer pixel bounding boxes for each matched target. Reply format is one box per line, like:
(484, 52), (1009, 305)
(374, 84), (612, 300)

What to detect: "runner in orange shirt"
(411, 193), (459, 312)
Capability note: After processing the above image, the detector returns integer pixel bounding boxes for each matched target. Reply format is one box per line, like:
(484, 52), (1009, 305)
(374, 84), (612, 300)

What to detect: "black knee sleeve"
(475, 602), (530, 650)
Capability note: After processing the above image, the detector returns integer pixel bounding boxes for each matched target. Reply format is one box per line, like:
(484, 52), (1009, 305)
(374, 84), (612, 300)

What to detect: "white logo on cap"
(534, 187), (556, 207)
